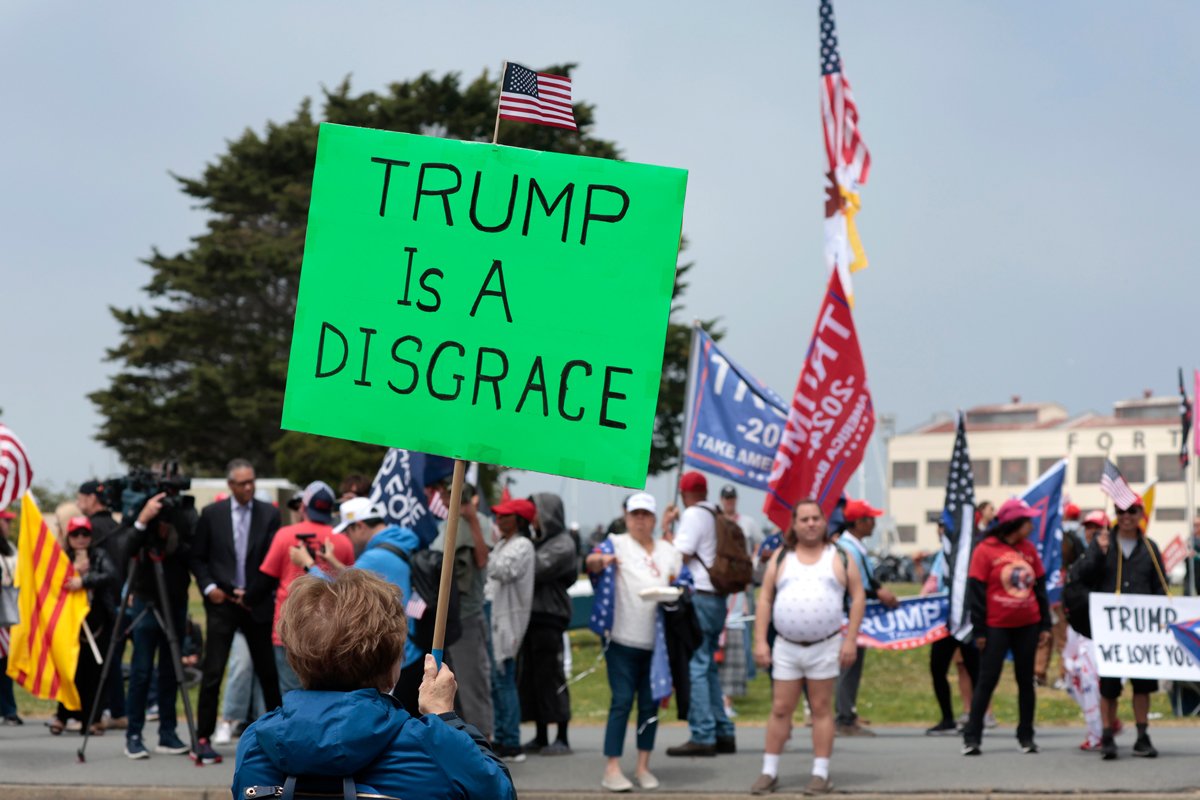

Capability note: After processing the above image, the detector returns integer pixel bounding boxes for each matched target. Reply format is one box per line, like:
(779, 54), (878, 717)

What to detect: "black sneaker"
(1100, 735), (1118, 760)
(716, 736), (737, 754)
(155, 731), (190, 755)
(124, 734), (150, 760)
(1019, 739), (1038, 754)
(1132, 735), (1157, 758)
(961, 741), (981, 756)
(2, 715), (23, 726)
(522, 737), (547, 755)
(926, 720), (958, 736)
(191, 737), (223, 765)
(495, 744), (526, 763)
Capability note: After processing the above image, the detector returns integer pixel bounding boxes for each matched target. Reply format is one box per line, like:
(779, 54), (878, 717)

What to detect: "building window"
(1077, 456), (1105, 484)
(1156, 507), (1186, 522)
(927, 460), (949, 488)
(972, 459), (991, 486)
(1116, 455), (1145, 484)
(1000, 458), (1028, 486)
(1037, 456), (1065, 476)
(892, 461), (917, 488)
(925, 510), (943, 523)
(1156, 454), (1185, 483)
(896, 525), (917, 543)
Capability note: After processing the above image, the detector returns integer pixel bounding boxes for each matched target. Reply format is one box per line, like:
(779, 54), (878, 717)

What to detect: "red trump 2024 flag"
(763, 269), (874, 529)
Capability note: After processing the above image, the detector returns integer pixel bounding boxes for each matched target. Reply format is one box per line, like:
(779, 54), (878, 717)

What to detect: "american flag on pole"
(1179, 367), (1193, 469)
(1100, 459), (1140, 510)
(0, 423), (34, 509)
(820, 0), (871, 305)
(941, 412), (976, 641)
(498, 62), (577, 131)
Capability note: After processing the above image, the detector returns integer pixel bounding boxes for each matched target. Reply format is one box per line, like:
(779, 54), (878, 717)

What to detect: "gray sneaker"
(750, 774), (778, 795)
(804, 775), (834, 795)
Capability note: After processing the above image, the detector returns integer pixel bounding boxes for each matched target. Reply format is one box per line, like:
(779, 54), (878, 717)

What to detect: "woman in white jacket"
(486, 498), (536, 762)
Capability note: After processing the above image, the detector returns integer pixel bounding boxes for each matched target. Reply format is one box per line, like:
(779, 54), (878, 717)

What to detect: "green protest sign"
(281, 124), (687, 488)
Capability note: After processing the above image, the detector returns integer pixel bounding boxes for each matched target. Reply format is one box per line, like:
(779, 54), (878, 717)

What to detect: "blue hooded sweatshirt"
(311, 525), (424, 668)
(233, 688), (514, 800)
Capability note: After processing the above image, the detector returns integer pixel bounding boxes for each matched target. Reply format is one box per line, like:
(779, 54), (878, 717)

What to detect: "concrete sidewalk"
(2, 720), (1198, 797)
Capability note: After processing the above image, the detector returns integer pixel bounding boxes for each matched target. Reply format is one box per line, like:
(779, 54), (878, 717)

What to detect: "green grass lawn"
(12, 582), (1184, 727)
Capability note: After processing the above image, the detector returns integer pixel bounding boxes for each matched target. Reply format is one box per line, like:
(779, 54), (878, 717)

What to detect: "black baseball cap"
(720, 484), (737, 498)
(78, 480), (104, 496)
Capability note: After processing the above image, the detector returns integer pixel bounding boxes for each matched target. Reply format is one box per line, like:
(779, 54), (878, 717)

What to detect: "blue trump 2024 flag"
(368, 449), (455, 549)
(1021, 458), (1067, 603)
(683, 327), (788, 491)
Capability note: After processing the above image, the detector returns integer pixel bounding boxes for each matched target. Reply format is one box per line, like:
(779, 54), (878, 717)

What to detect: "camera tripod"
(77, 548), (200, 764)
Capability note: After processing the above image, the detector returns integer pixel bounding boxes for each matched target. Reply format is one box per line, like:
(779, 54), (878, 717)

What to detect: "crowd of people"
(0, 463), (1187, 797)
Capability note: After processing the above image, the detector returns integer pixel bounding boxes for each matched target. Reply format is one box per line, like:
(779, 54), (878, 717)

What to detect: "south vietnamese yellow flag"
(5, 493), (89, 710)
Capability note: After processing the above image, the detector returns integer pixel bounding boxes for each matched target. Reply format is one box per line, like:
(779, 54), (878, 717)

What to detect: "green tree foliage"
(91, 67), (706, 485)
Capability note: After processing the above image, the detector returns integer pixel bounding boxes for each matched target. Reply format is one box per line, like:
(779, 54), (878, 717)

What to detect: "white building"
(886, 394), (1193, 555)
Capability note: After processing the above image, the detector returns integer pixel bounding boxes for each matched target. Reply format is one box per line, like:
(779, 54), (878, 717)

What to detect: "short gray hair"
(226, 458), (255, 479)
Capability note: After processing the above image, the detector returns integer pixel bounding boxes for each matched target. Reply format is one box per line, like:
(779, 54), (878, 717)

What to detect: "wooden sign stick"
(430, 458), (467, 668)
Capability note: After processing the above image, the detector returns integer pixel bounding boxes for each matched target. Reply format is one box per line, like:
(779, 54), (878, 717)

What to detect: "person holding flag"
(962, 499), (1050, 756)
(1075, 485), (1168, 760)
(0, 509), (20, 725)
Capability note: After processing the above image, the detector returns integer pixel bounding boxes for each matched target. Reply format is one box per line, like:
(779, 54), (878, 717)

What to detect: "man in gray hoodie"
(518, 493), (577, 755)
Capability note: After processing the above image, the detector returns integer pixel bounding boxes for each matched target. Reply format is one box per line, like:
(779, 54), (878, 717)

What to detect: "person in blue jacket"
(233, 568), (514, 800)
(289, 497), (427, 715)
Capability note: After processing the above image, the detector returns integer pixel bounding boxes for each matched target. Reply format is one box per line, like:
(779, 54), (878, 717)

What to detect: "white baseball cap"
(333, 497), (385, 533)
(625, 492), (657, 515)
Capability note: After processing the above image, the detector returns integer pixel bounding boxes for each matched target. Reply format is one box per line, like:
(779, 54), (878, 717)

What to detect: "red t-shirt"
(968, 536), (1045, 629)
(259, 521), (355, 645)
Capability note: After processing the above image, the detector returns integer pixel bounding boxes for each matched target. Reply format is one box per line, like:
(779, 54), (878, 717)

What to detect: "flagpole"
(673, 320), (702, 506)
(492, 60), (507, 145)
(1188, 442), (1197, 597)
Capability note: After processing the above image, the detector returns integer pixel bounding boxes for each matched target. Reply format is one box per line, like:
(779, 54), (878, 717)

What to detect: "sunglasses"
(68, 530), (92, 537)
(1115, 508), (1141, 516)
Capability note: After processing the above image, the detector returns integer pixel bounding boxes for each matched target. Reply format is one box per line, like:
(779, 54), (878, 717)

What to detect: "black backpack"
(1062, 556), (1092, 638)
(375, 542), (462, 651)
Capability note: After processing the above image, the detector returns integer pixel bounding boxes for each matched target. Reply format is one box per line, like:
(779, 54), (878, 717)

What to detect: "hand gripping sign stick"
(430, 459), (467, 669)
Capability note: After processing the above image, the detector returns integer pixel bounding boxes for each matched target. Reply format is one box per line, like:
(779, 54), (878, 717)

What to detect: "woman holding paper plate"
(586, 491), (682, 793)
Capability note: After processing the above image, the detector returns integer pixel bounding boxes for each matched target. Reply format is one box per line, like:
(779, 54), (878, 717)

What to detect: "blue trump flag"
(1021, 458), (1067, 603)
(683, 326), (788, 491)
(368, 448), (455, 549)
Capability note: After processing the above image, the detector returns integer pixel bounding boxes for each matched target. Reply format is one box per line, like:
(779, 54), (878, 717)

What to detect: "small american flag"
(406, 591), (428, 621)
(498, 62), (577, 131)
(1100, 459), (1140, 510)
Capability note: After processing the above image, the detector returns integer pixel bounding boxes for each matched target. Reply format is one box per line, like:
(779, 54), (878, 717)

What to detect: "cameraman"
(120, 492), (195, 761)
(77, 479), (129, 728)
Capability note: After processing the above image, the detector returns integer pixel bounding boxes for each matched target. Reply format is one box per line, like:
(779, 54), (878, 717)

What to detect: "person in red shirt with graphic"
(255, 481), (355, 694)
(961, 498), (1050, 756)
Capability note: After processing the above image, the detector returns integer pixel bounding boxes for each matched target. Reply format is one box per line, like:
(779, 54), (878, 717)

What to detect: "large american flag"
(498, 62), (577, 131)
(0, 423), (33, 509)
(1100, 459), (1140, 511)
(941, 412), (976, 641)
(820, 0), (871, 302)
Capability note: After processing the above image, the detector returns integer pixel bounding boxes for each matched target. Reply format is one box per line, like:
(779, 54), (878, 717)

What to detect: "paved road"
(2, 719), (1198, 797)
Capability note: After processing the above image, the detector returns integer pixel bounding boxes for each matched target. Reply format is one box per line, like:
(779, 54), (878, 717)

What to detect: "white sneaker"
(214, 720), (233, 746)
(601, 771), (633, 792)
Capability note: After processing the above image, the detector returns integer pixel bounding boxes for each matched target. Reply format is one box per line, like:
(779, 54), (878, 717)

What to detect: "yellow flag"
(5, 493), (90, 710)
(1139, 480), (1157, 533)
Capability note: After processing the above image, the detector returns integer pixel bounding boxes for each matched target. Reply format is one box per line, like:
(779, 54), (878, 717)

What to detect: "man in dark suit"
(189, 458), (282, 764)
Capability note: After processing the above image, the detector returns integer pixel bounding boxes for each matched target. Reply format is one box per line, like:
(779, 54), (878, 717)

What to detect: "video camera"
(104, 462), (196, 539)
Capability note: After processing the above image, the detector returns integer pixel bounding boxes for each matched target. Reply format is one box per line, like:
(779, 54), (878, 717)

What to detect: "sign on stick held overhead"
(281, 125), (687, 488)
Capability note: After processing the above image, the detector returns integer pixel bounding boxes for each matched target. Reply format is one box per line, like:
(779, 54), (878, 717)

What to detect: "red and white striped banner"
(0, 423), (33, 509)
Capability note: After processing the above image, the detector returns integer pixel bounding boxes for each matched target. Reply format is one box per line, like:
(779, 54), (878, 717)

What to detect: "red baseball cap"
(1082, 510), (1110, 528)
(492, 498), (537, 523)
(0, 510), (15, 520)
(679, 471), (708, 494)
(67, 516), (93, 535)
(843, 499), (884, 522)
(1064, 503), (1081, 521)
(996, 498), (1041, 524)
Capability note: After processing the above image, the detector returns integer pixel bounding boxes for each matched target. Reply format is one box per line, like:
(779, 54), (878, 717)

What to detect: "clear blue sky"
(2, 1), (1197, 530)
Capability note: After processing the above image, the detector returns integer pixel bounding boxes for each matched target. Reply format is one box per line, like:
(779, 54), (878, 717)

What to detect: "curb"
(4, 789), (1200, 800)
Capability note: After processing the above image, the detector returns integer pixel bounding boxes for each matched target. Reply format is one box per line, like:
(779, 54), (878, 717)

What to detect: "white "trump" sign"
(1089, 593), (1200, 681)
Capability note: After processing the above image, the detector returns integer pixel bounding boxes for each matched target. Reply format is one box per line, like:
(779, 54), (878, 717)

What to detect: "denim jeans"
(491, 657), (521, 749)
(222, 631), (266, 721)
(0, 657), (17, 717)
(126, 596), (186, 741)
(688, 592), (736, 744)
(274, 645), (302, 695)
(603, 641), (657, 757)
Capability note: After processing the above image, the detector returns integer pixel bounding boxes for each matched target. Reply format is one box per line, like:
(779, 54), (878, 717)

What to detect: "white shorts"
(771, 633), (842, 681)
